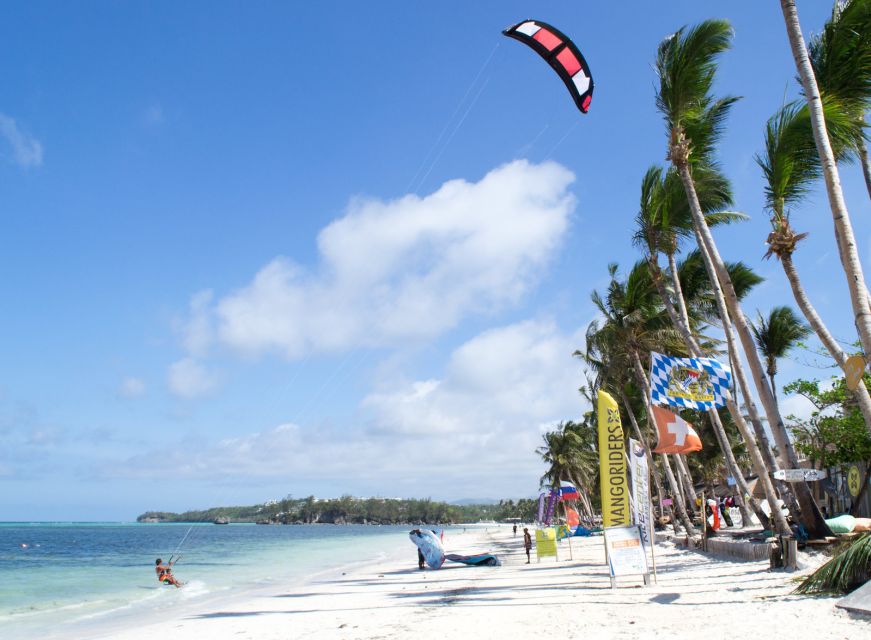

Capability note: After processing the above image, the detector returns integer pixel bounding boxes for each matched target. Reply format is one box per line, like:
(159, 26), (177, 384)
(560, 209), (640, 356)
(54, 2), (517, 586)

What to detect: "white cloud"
(189, 160), (574, 359)
(122, 319), (588, 498)
(178, 290), (214, 356)
(364, 319), (586, 436)
(0, 113), (43, 167)
(167, 358), (218, 399)
(119, 377), (146, 398)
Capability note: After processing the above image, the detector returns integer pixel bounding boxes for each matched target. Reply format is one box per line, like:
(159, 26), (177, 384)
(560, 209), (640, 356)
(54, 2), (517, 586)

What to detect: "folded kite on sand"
(445, 553), (501, 567)
(409, 529), (445, 569)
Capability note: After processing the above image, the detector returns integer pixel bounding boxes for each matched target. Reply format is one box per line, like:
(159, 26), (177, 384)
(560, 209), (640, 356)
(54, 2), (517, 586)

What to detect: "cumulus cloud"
(177, 290), (214, 356)
(182, 160), (574, 360)
(118, 320), (588, 498)
(0, 113), (43, 167)
(119, 377), (146, 398)
(167, 358), (218, 399)
(364, 320), (586, 437)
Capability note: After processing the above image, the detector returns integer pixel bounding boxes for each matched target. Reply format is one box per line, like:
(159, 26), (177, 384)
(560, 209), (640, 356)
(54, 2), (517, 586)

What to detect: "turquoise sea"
(2, 522), (428, 639)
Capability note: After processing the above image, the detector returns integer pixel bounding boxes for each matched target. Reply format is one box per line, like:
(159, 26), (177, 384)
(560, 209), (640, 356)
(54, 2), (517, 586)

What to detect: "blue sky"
(1, 2), (867, 520)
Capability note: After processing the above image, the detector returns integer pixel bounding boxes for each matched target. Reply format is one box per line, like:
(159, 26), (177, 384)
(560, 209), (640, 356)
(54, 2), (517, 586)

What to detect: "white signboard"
(773, 469), (827, 482)
(604, 525), (649, 586)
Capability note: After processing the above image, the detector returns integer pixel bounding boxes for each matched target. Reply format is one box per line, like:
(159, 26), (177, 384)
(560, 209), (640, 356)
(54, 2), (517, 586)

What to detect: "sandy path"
(93, 527), (869, 640)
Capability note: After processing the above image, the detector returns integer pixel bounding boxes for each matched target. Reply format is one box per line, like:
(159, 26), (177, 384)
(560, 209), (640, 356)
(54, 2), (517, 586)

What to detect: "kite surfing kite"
(502, 19), (594, 114)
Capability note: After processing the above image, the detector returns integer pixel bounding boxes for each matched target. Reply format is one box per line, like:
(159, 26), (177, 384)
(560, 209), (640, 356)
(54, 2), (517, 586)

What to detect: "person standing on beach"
(523, 528), (532, 564)
(513, 524), (517, 537)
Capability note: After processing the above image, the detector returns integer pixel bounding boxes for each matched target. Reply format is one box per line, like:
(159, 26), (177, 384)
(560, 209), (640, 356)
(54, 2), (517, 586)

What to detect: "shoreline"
(40, 526), (871, 640)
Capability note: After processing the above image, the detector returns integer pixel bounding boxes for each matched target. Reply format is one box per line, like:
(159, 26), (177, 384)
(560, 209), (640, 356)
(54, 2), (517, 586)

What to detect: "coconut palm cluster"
(538, 0), (871, 560)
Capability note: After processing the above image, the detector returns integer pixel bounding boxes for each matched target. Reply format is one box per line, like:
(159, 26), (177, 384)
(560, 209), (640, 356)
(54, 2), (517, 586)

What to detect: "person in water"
(155, 558), (183, 588)
(523, 528), (532, 564)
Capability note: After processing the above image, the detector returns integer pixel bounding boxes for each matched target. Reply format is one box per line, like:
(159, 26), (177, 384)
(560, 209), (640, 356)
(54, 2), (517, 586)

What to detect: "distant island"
(138, 495), (536, 525)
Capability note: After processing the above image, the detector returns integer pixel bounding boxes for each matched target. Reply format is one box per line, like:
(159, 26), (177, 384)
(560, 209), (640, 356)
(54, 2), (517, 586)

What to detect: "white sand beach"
(74, 527), (870, 640)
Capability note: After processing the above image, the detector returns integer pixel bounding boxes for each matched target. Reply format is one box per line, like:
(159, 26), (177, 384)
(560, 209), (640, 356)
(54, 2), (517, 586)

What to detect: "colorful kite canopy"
(502, 19), (594, 114)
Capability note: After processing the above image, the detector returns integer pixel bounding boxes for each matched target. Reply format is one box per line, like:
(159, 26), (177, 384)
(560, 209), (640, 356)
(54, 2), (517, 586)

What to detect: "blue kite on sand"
(409, 530), (501, 569)
(409, 529), (445, 569)
(445, 553), (501, 567)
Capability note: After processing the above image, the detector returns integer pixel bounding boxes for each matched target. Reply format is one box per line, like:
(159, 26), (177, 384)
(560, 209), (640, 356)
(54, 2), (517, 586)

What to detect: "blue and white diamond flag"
(649, 351), (732, 411)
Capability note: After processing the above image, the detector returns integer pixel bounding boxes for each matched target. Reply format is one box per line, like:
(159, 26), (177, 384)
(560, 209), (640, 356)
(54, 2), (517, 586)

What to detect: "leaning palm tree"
(586, 262), (699, 537)
(537, 423), (597, 519)
(579, 339), (670, 516)
(759, 100), (871, 435)
(633, 167), (770, 523)
(807, 0), (871, 197)
(751, 306), (812, 404)
(779, 0), (871, 362)
(634, 168), (773, 527)
(677, 251), (783, 478)
(656, 19), (826, 537)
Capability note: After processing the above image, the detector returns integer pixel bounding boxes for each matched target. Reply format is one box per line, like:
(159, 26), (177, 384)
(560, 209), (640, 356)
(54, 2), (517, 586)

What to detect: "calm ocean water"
(2, 522), (428, 638)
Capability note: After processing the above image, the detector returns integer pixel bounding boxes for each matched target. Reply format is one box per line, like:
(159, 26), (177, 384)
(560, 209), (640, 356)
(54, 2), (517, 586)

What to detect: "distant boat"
(214, 517), (229, 525)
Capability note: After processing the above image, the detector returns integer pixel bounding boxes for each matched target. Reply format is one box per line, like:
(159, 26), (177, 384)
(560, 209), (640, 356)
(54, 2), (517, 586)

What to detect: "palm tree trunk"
(781, 252), (871, 434)
(660, 453), (689, 533)
(654, 250), (777, 472)
(567, 470), (595, 520)
(675, 454), (699, 514)
(704, 411), (762, 528)
(668, 252), (694, 332)
(860, 139), (871, 201)
(618, 388), (668, 519)
(630, 350), (698, 538)
(779, 0), (871, 361)
(676, 163), (826, 537)
(647, 252), (770, 526)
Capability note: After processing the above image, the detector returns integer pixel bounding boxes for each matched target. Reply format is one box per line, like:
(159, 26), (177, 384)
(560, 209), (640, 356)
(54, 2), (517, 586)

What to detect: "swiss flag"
(652, 405), (703, 454)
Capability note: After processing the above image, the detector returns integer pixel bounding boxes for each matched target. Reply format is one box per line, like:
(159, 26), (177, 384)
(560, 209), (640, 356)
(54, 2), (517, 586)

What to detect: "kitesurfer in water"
(155, 558), (183, 587)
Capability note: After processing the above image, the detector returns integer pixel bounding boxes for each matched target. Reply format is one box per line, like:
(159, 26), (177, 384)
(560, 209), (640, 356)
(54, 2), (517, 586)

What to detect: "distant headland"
(137, 495), (537, 525)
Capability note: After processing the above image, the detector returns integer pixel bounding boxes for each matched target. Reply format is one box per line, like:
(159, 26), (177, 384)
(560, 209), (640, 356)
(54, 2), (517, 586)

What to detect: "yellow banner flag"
(598, 390), (630, 528)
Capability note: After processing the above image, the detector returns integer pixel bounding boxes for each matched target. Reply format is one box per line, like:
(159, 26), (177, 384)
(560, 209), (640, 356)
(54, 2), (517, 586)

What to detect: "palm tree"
(807, 0), (871, 197)
(634, 168), (773, 527)
(759, 100), (871, 435)
(579, 343), (669, 517)
(537, 421), (598, 519)
(779, 0), (871, 363)
(751, 306), (812, 403)
(656, 19), (824, 537)
(586, 261), (699, 537)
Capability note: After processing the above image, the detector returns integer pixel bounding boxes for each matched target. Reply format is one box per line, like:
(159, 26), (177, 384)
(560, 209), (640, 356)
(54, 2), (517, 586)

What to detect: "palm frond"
(656, 19), (735, 131)
(795, 533), (871, 595)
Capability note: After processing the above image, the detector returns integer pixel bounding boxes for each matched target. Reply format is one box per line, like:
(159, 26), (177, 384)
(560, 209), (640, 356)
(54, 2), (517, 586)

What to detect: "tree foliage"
(785, 376), (871, 468)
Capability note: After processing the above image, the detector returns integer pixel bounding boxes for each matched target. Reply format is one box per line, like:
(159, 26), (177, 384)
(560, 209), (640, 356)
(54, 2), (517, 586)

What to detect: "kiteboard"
(409, 529), (445, 569)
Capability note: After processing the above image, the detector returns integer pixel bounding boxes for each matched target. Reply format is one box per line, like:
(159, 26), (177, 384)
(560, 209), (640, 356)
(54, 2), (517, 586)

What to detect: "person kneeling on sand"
(155, 558), (183, 588)
(523, 528), (532, 564)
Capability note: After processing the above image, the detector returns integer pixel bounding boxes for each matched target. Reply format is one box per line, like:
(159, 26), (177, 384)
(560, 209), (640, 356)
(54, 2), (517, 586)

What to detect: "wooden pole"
(647, 459), (658, 584)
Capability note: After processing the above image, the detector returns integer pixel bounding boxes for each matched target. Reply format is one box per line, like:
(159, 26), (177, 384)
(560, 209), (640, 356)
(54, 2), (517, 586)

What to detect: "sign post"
(604, 525), (650, 588)
(773, 469), (827, 482)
